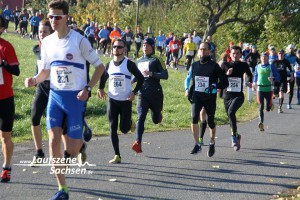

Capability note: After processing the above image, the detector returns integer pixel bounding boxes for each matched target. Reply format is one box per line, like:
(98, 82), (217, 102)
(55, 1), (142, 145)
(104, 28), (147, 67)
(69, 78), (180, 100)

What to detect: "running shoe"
(287, 104), (292, 109)
(278, 107), (283, 113)
(199, 137), (204, 145)
(31, 152), (45, 167)
(207, 142), (215, 157)
(83, 120), (93, 142)
(78, 142), (87, 165)
(1, 168), (11, 183)
(190, 144), (201, 154)
(258, 122), (264, 131)
(132, 140), (143, 153)
(231, 135), (237, 147)
(234, 135), (241, 151)
(49, 190), (69, 200)
(109, 155), (121, 164)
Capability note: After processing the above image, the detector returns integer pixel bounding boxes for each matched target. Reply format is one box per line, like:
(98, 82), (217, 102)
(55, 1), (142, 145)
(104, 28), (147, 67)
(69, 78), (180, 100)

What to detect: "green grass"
(2, 29), (258, 143)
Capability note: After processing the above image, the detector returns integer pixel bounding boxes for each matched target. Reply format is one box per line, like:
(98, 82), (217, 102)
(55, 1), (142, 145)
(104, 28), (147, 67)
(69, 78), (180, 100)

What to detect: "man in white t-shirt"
(192, 30), (202, 49)
(24, 1), (105, 199)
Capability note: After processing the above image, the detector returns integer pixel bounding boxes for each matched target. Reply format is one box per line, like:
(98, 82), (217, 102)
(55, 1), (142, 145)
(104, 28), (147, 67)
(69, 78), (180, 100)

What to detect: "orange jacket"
(109, 30), (121, 44)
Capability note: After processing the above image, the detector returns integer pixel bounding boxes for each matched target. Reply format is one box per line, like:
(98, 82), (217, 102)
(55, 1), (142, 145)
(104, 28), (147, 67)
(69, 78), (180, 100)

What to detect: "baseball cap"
(143, 38), (155, 48)
(278, 49), (285, 54)
(252, 44), (257, 49)
(261, 52), (269, 57)
(288, 44), (295, 49)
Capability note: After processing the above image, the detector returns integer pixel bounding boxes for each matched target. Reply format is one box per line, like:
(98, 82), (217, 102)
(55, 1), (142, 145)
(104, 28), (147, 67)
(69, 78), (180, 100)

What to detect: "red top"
(169, 40), (181, 53)
(0, 38), (19, 100)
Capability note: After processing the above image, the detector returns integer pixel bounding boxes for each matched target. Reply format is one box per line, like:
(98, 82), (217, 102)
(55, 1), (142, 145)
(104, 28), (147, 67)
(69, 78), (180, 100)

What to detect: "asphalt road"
(0, 97), (299, 200)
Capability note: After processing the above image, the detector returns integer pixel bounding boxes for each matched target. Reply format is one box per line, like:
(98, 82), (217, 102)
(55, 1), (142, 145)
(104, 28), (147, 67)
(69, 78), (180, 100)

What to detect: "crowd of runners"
(1, 0), (300, 199)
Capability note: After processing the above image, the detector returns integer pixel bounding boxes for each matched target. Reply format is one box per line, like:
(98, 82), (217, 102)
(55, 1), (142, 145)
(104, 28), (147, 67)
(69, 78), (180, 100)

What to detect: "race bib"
(172, 44), (178, 49)
(23, 17), (27, 21)
(52, 66), (76, 90)
(187, 51), (194, 56)
(16, 12), (20, 17)
(158, 41), (162, 47)
(5, 16), (9, 20)
(227, 77), (241, 92)
(126, 36), (131, 42)
(114, 36), (118, 40)
(90, 30), (94, 34)
(138, 62), (150, 77)
(109, 75), (126, 93)
(195, 76), (209, 92)
(0, 67), (4, 85)
(135, 37), (141, 43)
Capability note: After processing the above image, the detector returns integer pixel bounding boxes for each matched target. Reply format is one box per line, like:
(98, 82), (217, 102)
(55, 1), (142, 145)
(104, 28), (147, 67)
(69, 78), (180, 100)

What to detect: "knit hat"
(143, 38), (155, 49)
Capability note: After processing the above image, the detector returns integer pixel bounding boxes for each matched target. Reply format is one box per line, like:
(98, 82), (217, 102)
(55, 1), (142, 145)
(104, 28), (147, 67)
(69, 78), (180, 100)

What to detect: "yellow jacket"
(183, 41), (197, 56)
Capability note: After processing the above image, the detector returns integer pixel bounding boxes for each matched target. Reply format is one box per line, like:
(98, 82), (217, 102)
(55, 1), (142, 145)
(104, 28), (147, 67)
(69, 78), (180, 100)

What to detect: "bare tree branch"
(233, 0), (241, 19)
(215, 0), (269, 28)
(200, 0), (214, 16)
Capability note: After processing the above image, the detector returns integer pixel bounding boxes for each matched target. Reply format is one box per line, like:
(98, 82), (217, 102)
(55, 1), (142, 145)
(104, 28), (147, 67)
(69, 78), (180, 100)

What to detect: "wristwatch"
(84, 85), (91, 92)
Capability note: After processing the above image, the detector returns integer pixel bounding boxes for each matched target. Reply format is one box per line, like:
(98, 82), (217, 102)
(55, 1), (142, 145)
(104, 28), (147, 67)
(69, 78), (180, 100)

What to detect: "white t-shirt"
(41, 29), (102, 91)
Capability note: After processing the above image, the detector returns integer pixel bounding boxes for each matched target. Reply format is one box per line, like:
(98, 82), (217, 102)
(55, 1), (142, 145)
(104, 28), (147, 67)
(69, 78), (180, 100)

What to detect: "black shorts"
(0, 96), (15, 132)
(172, 52), (179, 59)
(156, 46), (163, 52)
(273, 81), (287, 95)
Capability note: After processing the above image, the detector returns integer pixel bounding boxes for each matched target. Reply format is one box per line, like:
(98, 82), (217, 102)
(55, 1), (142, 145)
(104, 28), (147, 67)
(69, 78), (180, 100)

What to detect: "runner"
(220, 45), (253, 151)
(132, 38), (168, 153)
(121, 26), (134, 57)
(186, 42), (228, 157)
(169, 35), (181, 70)
(253, 52), (280, 131)
(183, 33), (197, 71)
(24, 1), (105, 199)
(155, 30), (165, 57)
(134, 25), (144, 58)
(295, 50), (300, 105)
(98, 39), (144, 163)
(284, 44), (297, 109)
(0, 16), (20, 183)
(30, 20), (54, 164)
(272, 49), (294, 113)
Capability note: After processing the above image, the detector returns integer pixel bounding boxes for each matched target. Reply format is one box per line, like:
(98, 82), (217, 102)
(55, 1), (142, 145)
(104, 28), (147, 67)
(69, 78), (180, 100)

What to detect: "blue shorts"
(46, 90), (86, 139)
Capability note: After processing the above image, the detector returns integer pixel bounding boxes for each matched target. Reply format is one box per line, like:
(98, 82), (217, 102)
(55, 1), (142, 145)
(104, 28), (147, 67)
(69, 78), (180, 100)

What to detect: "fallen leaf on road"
(269, 179), (274, 182)
(32, 171), (39, 174)
(158, 147), (161, 148)
(108, 179), (117, 182)
(297, 186), (300, 191)
(208, 184), (215, 187)
(143, 142), (148, 144)
(85, 197), (95, 199)
(212, 165), (220, 169)
(279, 162), (287, 165)
(22, 169), (26, 172)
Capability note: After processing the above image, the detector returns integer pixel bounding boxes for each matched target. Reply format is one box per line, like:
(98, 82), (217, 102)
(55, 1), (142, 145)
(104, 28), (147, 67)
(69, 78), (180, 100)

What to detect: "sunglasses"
(113, 46), (124, 49)
(48, 15), (66, 20)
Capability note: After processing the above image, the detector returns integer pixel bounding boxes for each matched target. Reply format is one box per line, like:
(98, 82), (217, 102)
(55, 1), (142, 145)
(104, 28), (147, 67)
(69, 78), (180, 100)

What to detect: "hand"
(268, 76), (274, 82)
(185, 90), (189, 97)
(24, 77), (36, 87)
(247, 82), (252, 88)
(290, 76), (294, 82)
(77, 89), (89, 101)
(252, 83), (257, 91)
(97, 89), (107, 100)
(143, 70), (152, 77)
(226, 68), (233, 76)
(127, 92), (135, 101)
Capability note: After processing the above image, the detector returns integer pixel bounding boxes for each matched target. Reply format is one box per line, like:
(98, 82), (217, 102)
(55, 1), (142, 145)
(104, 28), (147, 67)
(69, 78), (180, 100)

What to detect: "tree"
(200, 0), (270, 39)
